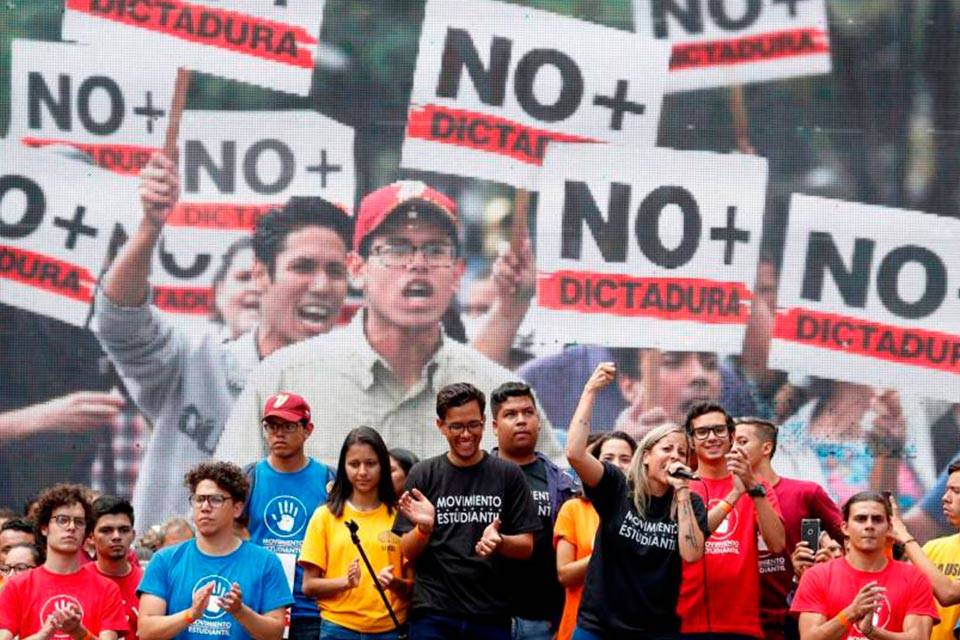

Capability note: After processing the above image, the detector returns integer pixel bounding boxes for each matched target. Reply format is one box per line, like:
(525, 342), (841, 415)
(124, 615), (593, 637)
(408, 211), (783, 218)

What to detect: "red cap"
(353, 180), (458, 252)
(262, 392), (311, 424)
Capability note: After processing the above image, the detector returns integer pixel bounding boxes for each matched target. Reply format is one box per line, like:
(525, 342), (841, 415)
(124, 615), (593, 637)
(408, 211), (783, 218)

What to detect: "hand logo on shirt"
(192, 575), (233, 620)
(707, 499), (739, 541)
(39, 595), (85, 639)
(264, 496), (307, 538)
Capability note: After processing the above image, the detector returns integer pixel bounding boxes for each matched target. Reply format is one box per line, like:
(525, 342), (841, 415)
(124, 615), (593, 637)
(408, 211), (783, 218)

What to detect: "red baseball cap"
(262, 392), (311, 424)
(353, 180), (459, 252)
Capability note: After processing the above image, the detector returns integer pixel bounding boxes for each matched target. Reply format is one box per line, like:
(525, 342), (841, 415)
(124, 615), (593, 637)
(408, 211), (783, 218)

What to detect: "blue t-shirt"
(244, 458), (329, 619)
(138, 539), (293, 640)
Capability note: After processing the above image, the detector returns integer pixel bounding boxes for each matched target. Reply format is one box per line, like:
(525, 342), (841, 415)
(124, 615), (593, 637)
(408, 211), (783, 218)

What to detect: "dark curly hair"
(436, 382), (485, 420)
(184, 461), (250, 505)
(34, 484), (95, 548)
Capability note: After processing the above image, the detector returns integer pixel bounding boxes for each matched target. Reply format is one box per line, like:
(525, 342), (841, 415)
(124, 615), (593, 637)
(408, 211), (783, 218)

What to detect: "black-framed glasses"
(189, 494), (232, 508)
(0, 563), (35, 576)
(261, 420), (302, 434)
(370, 241), (456, 268)
(691, 424), (730, 441)
(51, 515), (87, 530)
(445, 420), (485, 434)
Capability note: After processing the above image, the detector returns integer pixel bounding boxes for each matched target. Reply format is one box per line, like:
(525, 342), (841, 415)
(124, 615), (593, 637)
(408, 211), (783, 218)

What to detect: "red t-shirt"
(760, 476), (844, 636)
(0, 565), (128, 638)
(678, 475), (782, 638)
(790, 557), (938, 639)
(83, 563), (143, 640)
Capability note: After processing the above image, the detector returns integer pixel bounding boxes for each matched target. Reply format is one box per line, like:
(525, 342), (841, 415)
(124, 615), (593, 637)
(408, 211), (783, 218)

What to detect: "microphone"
(668, 467), (700, 481)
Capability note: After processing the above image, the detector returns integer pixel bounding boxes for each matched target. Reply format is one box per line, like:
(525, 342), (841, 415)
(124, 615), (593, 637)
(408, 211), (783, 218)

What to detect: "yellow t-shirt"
(299, 502), (409, 633)
(923, 533), (960, 640)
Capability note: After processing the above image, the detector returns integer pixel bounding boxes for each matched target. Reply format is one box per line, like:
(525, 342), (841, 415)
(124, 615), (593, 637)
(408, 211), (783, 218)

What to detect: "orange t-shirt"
(552, 498), (600, 640)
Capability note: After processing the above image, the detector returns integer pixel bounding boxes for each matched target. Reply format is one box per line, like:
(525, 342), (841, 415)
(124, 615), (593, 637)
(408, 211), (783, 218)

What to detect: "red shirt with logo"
(84, 563), (143, 640)
(0, 565), (128, 638)
(678, 475), (781, 638)
(791, 556), (938, 639)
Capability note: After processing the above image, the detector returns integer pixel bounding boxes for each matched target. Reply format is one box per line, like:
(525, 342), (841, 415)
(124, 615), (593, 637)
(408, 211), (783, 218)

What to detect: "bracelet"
(836, 610), (852, 630)
(717, 500), (733, 514)
(903, 538), (917, 547)
(183, 611), (195, 624)
(415, 524), (432, 539)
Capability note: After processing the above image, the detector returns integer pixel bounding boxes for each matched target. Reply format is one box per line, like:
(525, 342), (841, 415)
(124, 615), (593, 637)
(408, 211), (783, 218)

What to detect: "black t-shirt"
(392, 452), (540, 622)
(504, 458), (565, 622)
(577, 462), (708, 636)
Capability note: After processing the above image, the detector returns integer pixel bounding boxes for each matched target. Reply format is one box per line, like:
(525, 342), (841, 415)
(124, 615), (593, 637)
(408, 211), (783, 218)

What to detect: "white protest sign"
(0, 144), (139, 326)
(633, 0), (831, 92)
(402, 0), (671, 188)
(535, 144), (767, 352)
(149, 110), (354, 318)
(9, 40), (178, 176)
(62, 0), (324, 96)
(770, 195), (960, 400)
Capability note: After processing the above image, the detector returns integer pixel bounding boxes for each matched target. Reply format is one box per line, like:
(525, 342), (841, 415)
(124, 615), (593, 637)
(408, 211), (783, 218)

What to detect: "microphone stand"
(344, 520), (408, 639)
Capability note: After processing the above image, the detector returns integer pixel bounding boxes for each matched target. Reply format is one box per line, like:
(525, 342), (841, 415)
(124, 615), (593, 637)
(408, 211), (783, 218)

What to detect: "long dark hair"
(327, 427), (396, 518)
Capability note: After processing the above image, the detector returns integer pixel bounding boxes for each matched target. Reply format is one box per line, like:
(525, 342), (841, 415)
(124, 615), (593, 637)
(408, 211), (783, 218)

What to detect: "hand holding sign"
(140, 152), (180, 229)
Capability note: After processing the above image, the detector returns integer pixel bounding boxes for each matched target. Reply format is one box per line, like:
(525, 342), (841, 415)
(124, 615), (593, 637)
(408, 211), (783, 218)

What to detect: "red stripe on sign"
(0, 245), (96, 302)
(166, 203), (279, 231)
(21, 137), (157, 175)
(670, 28), (830, 70)
(407, 105), (598, 165)
(66, 0), (317, 69)
(153, 285), (215, 315)
(773, 307), (960, 374)
(537, 270), (752, 324)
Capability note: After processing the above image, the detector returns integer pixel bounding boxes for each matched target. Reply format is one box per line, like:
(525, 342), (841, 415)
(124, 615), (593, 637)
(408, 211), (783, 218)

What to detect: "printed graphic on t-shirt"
(435, 494), (501, 525)
(531, 490), (551, 518)
(190, 575), (234, 635)
(39, 595), (85, 640)
(706, 498), (740, 554)
(263, 495), (308, 541)
(618, 510), (678, 550)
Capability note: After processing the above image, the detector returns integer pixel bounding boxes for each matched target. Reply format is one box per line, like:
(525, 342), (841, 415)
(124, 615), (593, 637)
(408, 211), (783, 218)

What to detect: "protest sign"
(150, 110), (355, 318)
(0, 143), (139, 326)
(770, 195), (960, 400)
(10, 40), (178, 176)
(402, 0), (671, 188)
(62, 0), (324, 95)
(633, 0), (831, 92)
(534, 144), (767, 351)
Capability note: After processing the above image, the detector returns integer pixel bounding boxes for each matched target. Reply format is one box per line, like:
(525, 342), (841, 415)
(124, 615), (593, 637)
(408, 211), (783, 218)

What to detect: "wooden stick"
(511, 187), (530, 254)
(729, 86), (755, 155)
(164, 68), (192, 159)
(640, 348), (661, 413)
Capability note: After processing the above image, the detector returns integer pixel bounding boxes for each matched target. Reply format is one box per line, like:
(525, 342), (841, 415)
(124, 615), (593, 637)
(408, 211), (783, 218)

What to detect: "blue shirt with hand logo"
(244, 458), (330, 619)
(137, 539), (292, 640)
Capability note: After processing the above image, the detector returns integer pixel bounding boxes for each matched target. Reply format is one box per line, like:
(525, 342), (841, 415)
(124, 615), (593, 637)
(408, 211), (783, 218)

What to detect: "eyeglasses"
(370, 241), (456, 268)
(445, 420), (485, 435)
(0, 563), (35, 576)
(690, 424), (731, 440)
(189, 494), (232, 508)
(51, 515), (87, 530)
(261, 420), (302, 434)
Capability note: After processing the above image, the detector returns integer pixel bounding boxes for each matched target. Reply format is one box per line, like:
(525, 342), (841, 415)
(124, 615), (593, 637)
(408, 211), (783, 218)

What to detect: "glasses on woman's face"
(0, 563), (35, 576)
(51, 515), (87, 530)
(690, 424), (730, 441)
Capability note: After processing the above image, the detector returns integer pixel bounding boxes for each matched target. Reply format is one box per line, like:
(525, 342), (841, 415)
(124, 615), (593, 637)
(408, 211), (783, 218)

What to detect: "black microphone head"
(668, 467), (700, 481)
(345, 519), (359, 535)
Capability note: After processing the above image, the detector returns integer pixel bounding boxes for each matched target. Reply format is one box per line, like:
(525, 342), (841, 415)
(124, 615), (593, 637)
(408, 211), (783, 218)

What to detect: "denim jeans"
(289, 616), (322, 640)
(409, 612), (510, 640)
(319, 619), (407, 640)
(511, 617), (555, 640)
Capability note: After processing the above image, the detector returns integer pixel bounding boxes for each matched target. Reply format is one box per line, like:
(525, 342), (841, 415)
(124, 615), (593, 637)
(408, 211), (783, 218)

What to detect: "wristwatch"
(747, 483), (767, 498)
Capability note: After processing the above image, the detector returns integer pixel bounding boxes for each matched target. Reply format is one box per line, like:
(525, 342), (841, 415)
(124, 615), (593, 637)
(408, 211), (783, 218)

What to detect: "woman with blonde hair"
(566, 363), (708, 640)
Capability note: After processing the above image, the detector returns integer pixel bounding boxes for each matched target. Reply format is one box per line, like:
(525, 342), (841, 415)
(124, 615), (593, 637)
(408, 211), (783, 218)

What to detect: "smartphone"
(801, 518), (821, 550)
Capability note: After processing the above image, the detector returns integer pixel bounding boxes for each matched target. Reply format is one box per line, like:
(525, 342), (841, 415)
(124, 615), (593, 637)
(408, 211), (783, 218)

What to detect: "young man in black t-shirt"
(393, 382), (540, 640)
(490, 382), (577, 639)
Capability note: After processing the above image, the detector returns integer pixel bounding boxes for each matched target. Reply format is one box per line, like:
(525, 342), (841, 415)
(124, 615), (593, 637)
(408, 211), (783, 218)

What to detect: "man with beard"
(85, 496), (143, 640)
(0, 484), (127, 640)
(219, 181), (563, 467)
(95, 151), (352, 530)
(393, 383), (539, 639)
(792, 492), (937, 640)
